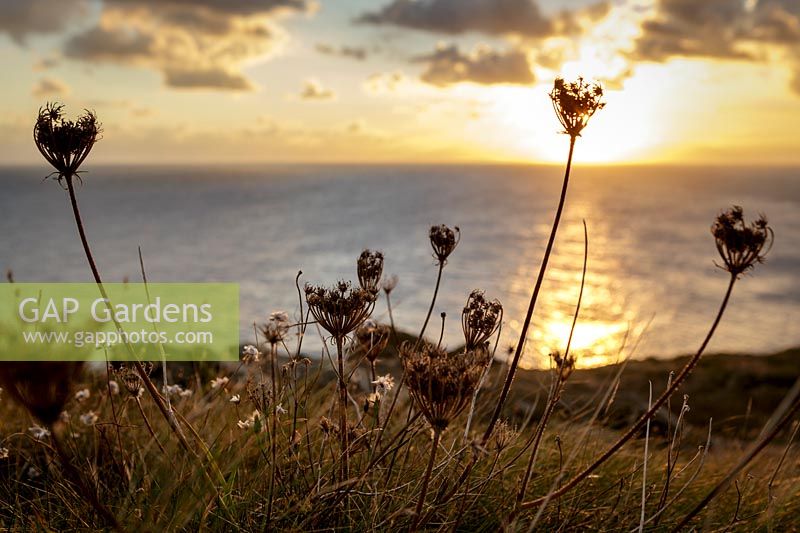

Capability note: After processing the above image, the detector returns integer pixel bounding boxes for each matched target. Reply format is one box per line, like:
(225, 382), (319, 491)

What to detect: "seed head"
(357, 249), (384, 295)
(354, 319), (391, 363)
(429, 224), (460, 265)
(552, 350), (576, 382)
(304, 280), (375, 339)
(33, 103), (101, 185)
(382, 274), (399, 295)
(241, 344), (261, 364)
(712, 206), (773, 277)
(400, 341), (490, 432)
(260, 311), (291, 345)
(462, 290), (503, 350)
(115, 362), (151, 397)
(550, 77), (605, 138)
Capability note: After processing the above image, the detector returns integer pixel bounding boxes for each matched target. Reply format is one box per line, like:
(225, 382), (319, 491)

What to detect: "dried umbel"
(400, 341), (490, 431)
(354, 319), (391, 363)
(712, 206), (773, 277)
(462, 290), (503, 350)
(382, 274), (398, 295)
(0, 362), (84, 425)
(114, 362), (151, 397)
(552, 350), (576, 382)
(357, 249), (384, 295)
(550, 77), (605, 138)
(429, 224), (460, 265)
(33, 103), (101, 185)
(260, 311), (291, 345)
(304, 281), (375, 339)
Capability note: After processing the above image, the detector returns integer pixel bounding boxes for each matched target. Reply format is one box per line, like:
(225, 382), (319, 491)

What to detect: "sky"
(1, 0), (800, 165)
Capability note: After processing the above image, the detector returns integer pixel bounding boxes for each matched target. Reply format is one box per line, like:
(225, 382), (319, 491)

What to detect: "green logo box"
(0, 283), (239, 362)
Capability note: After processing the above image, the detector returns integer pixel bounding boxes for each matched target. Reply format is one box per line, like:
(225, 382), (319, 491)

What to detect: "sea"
(2, 164), (798, 368)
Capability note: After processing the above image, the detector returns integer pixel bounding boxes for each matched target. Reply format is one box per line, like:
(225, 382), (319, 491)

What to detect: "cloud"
(632, 0), (800, 94)
(364, 71), (409, 94)
(412, 44), (534, 86)
(298, 79), (336, 100)
(315, 43), (368, 61)
(32, 77), (71, 98)
(62, 0), (314, 91)
(0, 0), (89, 44)
(356, 0), (552, 38)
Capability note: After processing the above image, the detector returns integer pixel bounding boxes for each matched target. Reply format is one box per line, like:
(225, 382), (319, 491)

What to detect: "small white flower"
(276, 404), (287, 415)
(270, 311), (290, 324)
(107, 381), (119, 395)
(0, 447), (9, 460)
(135, 387), (144, 398)
(163, 384), (184, 396)
(210, 377), (229, 389)
(230, 394), (241, 404)
(59, 411), (70, 423)
(74, 388), (90, 402)
(27, 466), (41, 479)
(242, 344), (261, 363)
(29, 426), (50, 440)
(179, 388), (194, 398)
(237, 410), (261, 430)
(372, 374), (395, 396)
(80, 411), (98, 426)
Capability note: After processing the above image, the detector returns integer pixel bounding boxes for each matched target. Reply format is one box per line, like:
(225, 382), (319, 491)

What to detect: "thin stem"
(411, 429), (441, 531)
(64, 176), (197, 457)
(673, 391), (800, 531)
(483, 136), (576, 443)
(418, 263), (444, 343)
(267, 342), (278, 525)
(522, 274), (737, 510)
(335, 336), (350, 482)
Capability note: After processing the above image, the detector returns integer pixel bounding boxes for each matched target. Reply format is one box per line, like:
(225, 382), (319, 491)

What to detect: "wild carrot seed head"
(304, 280), (375, 339)
(357, 249), (384, 296)
(354, 319), (391, 362)
(462, 290), (503, 350)
(33, 102), (101, 185)
(550, 77), (605, 138)
(429, 224), (460, 265)
(400, 341), (489, 432)
(260, 311), (291, 345)
(711, 206), (773, 277)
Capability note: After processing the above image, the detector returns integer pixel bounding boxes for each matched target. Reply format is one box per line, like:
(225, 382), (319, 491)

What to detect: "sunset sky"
(1, 0), (799, 165)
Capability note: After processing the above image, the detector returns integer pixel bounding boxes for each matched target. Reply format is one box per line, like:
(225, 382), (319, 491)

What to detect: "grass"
(1, 343), (799, 531)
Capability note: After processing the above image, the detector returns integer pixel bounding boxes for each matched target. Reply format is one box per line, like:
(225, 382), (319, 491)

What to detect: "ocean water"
(1, 164), (798, 367)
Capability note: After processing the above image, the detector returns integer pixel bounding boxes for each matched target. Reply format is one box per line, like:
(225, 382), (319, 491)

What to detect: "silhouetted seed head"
(357, 249), (384, 295)
(260, 311), (290, 345)
(711, 206), (774, 277)
(400, 341), (490, 432)
(114, 363), (151, 397)
(382, 274), (399, 295)
(354, 319), (391, 363)
(33, 103), (101, 186)
(552, 350), (576, 382)
(492, 420), (518, 451)
(0, 362), (84, 425)
(429, 224), (460, 265)
(319, 416), (338, 436)
(550, 77), (605, 138)
(462, 290), (503, 350)
(304, 281), (375, 339)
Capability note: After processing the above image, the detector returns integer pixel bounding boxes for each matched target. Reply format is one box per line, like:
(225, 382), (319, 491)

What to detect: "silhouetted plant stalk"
(418, 224), (460, 342)
(305, 281), (374, 481)
(483, 78), (605, 444)
(400, 340), (489, 530)
(260, 311), (290, 524)
(32, 104), (228, 488)
(521, 206), (773, 511)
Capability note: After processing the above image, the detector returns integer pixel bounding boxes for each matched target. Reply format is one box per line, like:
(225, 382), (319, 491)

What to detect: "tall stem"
(418, 263), (444, 343)
(336, 336), (350, 481)
(522, 275), (737, 510)
(267, 342), (278, 524)
(411, 429), (440, 531)
(483, 136), (576, 443)
(64, 176), (194, 455)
